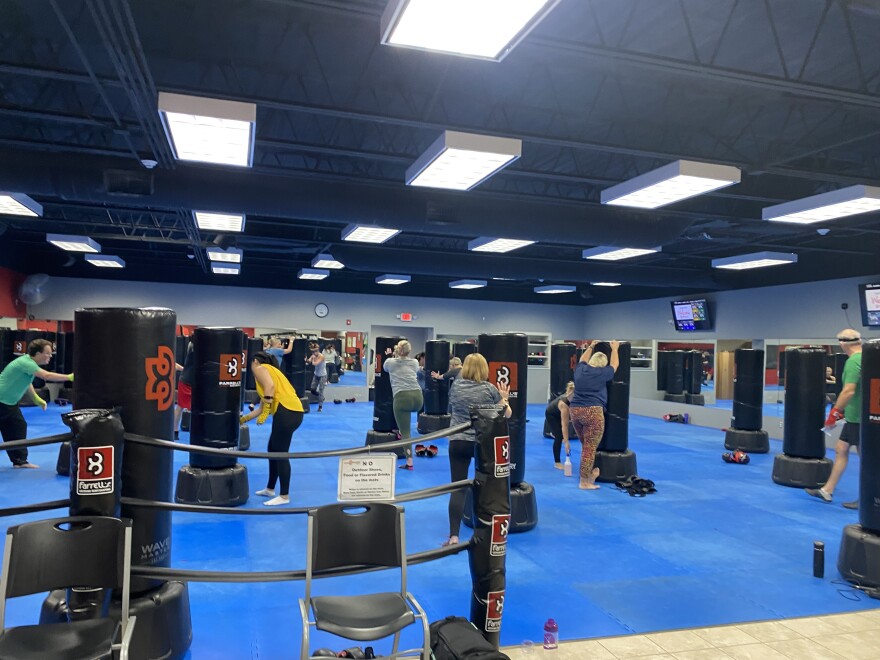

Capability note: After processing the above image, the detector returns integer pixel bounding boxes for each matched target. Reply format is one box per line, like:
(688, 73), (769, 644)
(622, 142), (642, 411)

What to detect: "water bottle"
(563, 454), (572, 477)
(543, 618), (558, 650)
(813, 541), (825, 578)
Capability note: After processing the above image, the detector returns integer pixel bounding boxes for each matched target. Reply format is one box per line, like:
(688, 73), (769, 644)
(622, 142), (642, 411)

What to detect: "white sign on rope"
(337, 453), (397, 502)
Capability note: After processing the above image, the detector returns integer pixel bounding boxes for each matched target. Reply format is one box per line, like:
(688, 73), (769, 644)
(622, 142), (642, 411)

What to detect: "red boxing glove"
(824, 407), (844, 428)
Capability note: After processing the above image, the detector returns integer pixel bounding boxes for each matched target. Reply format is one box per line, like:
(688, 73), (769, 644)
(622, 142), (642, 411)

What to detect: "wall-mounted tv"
(670, 298), (712, 332)
(859, 283), (880, 327)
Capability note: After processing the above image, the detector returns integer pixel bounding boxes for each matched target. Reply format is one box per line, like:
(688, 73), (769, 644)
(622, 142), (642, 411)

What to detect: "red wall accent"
(0, 267), (25, 318)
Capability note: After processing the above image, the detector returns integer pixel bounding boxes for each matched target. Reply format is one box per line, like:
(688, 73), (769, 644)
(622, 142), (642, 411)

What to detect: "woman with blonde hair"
(443, 352), (511, 546)
(569, 340), (619, 490)
(545, 381), (575, 469)
(383, 339), (423, 470)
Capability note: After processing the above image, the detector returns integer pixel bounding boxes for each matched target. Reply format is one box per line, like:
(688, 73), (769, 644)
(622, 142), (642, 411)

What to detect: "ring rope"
(0, 499), (70, 518)
(0, 432), (73, 451)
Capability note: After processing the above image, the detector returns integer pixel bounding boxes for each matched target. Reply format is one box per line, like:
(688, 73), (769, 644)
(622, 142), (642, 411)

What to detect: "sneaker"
(842, 500), (859, 510)
(805, 488), (832, 503)
(398, 464), (414, 471)
(414, 444), (427, 457)
(426, 444), (439, 458)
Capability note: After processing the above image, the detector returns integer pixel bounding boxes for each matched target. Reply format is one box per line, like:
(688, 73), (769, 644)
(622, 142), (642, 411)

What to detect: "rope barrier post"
(468, 405), (511, 649)
(40, 307), (193, 660)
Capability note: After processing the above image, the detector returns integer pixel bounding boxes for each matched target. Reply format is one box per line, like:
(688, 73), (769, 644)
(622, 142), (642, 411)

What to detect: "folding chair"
(0, 516), (136, 660)
(298, 503), (429, 659)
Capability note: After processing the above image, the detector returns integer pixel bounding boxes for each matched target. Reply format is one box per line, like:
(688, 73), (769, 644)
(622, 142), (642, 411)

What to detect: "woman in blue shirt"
(569, 340), (619, 490)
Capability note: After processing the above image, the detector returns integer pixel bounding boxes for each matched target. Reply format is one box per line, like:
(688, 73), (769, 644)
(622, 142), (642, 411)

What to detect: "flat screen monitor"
(670, 298), (712, 332)
(859, 283), (880, 327)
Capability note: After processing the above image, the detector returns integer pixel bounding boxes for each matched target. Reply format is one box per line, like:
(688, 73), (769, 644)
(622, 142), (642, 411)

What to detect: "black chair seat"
(312, 593), (415, 641)
(0, 618), (116, 660)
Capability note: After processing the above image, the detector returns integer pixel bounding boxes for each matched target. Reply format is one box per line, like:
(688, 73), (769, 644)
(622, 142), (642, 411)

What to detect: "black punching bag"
(772, 347), (832, 488)
(418, 340), (452, 434)
(549, 343), (576, 398)
(244, 337), (263, 391)
(838, 339), (880, 588)
(725, 349), (769, 453)
(595, 342), (637, 482)
(664, 351), (686, 402)
(372, 337), (402, 432)
(479, 333), (536, 533)
(657, 350), (671, 391)
(454, 342), (477, 362)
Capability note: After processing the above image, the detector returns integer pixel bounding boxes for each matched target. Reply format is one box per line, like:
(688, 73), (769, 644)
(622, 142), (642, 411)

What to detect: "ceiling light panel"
(591, 282), (621, 287)
(376, 274), (411, 285)
(0, 192), (42, 217)
(311, 253), (345, 269)
(763, 185), (880, 224)
(211, 263), (241, 275)
(206, 247), (243, 263)
(468, 237), (535, 253)
(535, 285), (576, 294)
(449, 279), (487, 289)
(46, 233), (100, 253)
(582, 246), (660, 261)
(406, 131), (521, 190)
(298, 268), (330, 280)
(158, 92), (256, 167)
(380, 0), (561, 61)
(85, 255), (125, 268)
(341, 224), (401, 244)
(193, 211), (246, 232)
(601, 160), (741, 209)
(711, 251), (798, 270)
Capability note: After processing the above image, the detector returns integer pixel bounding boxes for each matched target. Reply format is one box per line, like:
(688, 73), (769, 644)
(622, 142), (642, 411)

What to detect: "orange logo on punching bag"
(870, 378), (880, 423)
(569, 354), (576, 371)
(145, 345), (174, 411)
(489, 362), (518, 398)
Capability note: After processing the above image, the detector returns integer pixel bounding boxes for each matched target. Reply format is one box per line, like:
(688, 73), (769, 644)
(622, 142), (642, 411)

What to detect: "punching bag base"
(417, 413), (451, 434)
(837, 524), (880, 589)
(307, 391), (320, 404)
(594, 450), (638, 483)
(175, 464), (249, 507)
(180, 409), (191, 432)
(365, 430), (405, 458)
(685, 393), (705, 406)
(462, 483), (537, 533)
(300, 396), (310, 413)
(55, 441), (71, 476)
(244, 389), (259, 405)
(328, 373), (339, 384)
(772, 454), (832, 488)
(42, 581), (193, 660)
(238, 424), (250, 451)
(664, 393), (687, 403)
(725, 429), (769, 453)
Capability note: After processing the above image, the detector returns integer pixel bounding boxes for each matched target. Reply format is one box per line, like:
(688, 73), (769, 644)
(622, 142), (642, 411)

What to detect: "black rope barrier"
(0, 432), (72, 452)
(0, 499), (70, 518)
(123, 422), (471, 460)
(118, 480), (473, 516)
(129, 538), (474, 583)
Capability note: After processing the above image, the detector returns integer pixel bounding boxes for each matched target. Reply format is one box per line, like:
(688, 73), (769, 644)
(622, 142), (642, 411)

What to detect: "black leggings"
(0, 403), (29, 466)
(266, 405), (303, 496)
(448, 439), (476, 537)
(546, 414), (564, 463)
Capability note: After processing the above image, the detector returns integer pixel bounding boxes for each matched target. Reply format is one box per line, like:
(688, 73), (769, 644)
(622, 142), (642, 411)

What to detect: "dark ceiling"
(1, 0), (879, 306)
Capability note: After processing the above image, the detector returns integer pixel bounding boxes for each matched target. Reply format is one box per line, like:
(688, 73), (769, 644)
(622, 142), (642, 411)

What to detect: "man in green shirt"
(0, 339), (74, 468)
(806, 329), (862, 507)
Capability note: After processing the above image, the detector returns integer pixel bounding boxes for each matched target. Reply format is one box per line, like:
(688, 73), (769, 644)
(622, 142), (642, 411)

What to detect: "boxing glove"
(256, 407), (271, 425)
(824, 407), (845, 428)
(239, 415), (249, 426)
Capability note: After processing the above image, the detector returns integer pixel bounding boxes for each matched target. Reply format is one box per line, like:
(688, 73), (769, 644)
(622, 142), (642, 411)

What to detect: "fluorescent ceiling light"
(158, 92), (255, 167)
(763, 185), (880, 224)
(535, 285), (576, 294)
(469, 237), (535, 253)
(206, 247), (243, 263)
(311, 253), (344, 269)
(46, 233), (100, 253)
(582, 246), (659, 261)
(406, 131), (521, 191)
(376, 274), (411, 285)
(341, 224), (400, 244)
(211, 263), (240, 275)
(0, 192), (42, 217)
(298, 268), (330, 280)
(449, 279), (487, 289)
(601, 160), (741, 209)
(380, 0), (560, 61)
(84, 254), (125, 268)
(712, 251), (798, 270)
(591, 282), (621, 287)
(193, 211), (245, 232)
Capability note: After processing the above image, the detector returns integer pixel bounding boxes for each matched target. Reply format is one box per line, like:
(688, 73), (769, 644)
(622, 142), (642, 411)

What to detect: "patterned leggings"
(569, 406), (605, 481)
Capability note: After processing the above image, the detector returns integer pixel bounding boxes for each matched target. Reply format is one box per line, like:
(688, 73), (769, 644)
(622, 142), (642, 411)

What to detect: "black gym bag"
(429, 616), (511, 660)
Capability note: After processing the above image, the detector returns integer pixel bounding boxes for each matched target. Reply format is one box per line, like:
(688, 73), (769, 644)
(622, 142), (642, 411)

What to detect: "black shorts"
(840, 422), (860, 446)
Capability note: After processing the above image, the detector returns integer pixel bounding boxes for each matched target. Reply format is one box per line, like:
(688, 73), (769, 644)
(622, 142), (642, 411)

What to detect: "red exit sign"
(400, 313), (413, 322)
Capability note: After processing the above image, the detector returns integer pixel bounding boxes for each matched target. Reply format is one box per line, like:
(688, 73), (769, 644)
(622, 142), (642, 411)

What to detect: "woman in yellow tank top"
(241, 351), (304, 506)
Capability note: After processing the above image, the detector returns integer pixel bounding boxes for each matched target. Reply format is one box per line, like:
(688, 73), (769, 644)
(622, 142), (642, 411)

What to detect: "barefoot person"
(0, 339), (74, 469)
(570, 340), (619, 490)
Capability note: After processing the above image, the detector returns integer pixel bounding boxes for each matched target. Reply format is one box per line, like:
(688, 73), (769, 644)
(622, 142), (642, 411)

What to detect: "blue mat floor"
(0, 402), (874, 658)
